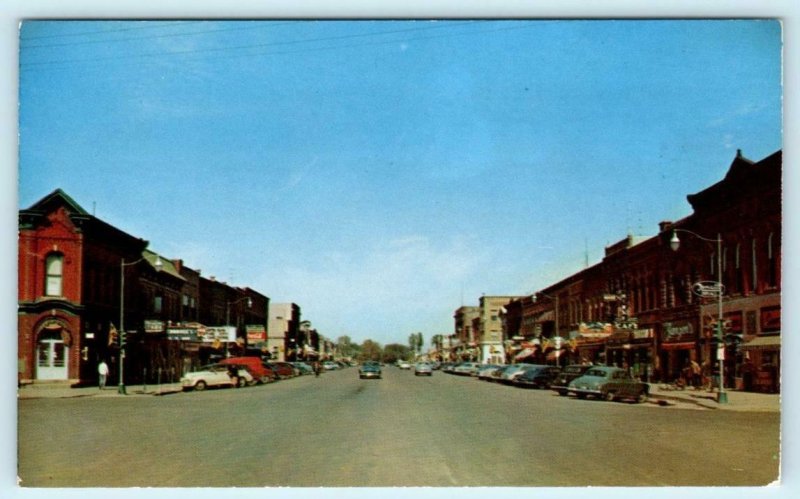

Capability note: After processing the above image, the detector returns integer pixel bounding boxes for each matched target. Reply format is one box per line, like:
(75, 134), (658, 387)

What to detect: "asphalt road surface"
(18, 366), (780, 487)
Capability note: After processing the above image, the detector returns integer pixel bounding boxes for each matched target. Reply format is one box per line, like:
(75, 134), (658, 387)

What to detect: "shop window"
(44, 253), (63, 297)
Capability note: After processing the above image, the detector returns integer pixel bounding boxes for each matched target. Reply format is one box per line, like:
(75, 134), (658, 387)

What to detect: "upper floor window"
(45, 253), (63, 296)
(154, 295), (163, 314)
(767, 232), (778, 287)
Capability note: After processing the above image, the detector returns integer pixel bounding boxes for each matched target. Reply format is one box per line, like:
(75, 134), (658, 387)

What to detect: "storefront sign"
(167, 328), (198, 341)
(663, 321), (694, 341)
(202, 326), (236, 343)
(144, 320), (165, 333)
(246, 325), (266, 343)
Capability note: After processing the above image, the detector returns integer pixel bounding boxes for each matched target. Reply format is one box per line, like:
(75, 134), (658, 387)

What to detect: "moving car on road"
(414, 362), (433, 376)
(550, 364), (593, 396)
(567, 366), (649, 403)
(181, 364), (254, 391)
(397, 360), (412, 369)
(359, 361), (382, 379)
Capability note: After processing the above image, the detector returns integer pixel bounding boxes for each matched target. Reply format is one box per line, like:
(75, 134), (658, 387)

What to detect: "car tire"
(604, 391), (615, 402)
(558, 390), (568, 396)
(636, 392), (648, 404)
(194, 380), (207, 391)
(576, 393), (586, 399)
(237, 377), (247, 388)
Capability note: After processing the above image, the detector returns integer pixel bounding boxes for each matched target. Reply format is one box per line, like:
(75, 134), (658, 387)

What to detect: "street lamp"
(226, 296), (252, 357)
(119, 254), (163, 395)
(670, 229), (727, 404)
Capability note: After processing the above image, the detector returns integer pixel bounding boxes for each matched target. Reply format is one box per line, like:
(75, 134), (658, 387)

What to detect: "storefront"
(605, 328), (655, 381)
(739, 335), (780, 393)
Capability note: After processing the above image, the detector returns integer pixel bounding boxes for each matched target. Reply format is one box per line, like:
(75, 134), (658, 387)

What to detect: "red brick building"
(18, 189), (150, 384)
(18, 189), (273, 386)
(499, 149), (781, 391)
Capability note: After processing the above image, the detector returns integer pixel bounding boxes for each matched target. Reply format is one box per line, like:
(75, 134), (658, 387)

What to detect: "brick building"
(18, 189), (274, 386)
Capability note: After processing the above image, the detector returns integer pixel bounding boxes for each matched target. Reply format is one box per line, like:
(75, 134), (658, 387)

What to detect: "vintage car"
(414, 362), (433, 376)
(550, 364), (593, 396)
(219, 356), (276, 384)
(359, 361), (382, 379)
(512, 366), (562, 389)
(567, 366), (649, 403)
(498, 364), (542, 384)
(180, 364), (254, 391)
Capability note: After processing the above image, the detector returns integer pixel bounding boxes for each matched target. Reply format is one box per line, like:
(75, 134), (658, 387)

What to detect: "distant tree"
(408, 332), (424, 357)
(359, 339), (383, 362)
(383, 343), (411, 364)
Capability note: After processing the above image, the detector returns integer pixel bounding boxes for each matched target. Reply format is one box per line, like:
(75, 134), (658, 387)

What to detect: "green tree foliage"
(408, 332), (424, 356)
(383, 343), (411, 364)
(359, 339), (383, 362)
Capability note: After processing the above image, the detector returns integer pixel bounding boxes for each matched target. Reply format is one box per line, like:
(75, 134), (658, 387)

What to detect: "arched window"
(45, 253), (64, 297)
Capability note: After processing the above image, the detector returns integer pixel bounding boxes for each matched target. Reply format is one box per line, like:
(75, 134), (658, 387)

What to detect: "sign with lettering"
(246, 325), (267, 343)
(167, 328), (198, 341)
(202, 326), (236, 343)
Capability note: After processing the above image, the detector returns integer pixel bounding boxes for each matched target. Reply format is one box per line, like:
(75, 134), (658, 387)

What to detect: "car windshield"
(564, 366), (585, 374)
(585, 368), (609, 377)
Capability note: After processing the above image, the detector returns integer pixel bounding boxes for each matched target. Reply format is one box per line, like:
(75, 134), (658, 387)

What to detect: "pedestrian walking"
(690, 359), (702, 389)
(97, 360), (109, 390)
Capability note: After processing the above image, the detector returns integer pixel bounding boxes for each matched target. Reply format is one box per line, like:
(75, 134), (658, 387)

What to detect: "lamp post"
(119, 254), (163, 395)
(225, 296), (252, 358)
(670, 229), (727, 404)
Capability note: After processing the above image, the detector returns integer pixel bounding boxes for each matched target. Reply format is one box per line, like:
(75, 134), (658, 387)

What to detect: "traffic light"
(119, 330), (126, 348)
(108, 324), (118, 346)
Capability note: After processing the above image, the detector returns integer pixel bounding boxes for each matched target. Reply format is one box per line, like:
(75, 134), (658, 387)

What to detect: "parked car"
(264, 362), (295, 379)
(359, 361), (382, 379)
(567, 366), (650, 403)
(512, 366), (562, 389)
(499, 364), (543, 384)
(453, 362), (482, 376)
(181, 364), (253, 391)
(322, 361), (340, 371)
(476, 364), (504, 381)
(219, 356), (276, 384)
(414, 362), (433, 376)
(551, 364), (593, 396)
(291, 362), (314, 375)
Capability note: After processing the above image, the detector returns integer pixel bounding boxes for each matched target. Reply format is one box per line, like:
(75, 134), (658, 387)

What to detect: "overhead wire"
(21, 20), (298, 49)
(19, 20), (533, 73)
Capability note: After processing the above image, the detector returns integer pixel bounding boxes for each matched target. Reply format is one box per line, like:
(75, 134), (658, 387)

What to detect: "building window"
(734, 243), (743, 294)
(154, 295), (163, 314)
(767, 232), (778, 287)
(752, 238), (758, 293)
(45, 253), (63, 296)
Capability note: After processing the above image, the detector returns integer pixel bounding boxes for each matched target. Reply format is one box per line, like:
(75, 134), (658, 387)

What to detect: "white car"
(414, 363), (433, 376)
(180, 364), (253, 391)
(398, 361), (412, 369)
(499, 364), (543, 384)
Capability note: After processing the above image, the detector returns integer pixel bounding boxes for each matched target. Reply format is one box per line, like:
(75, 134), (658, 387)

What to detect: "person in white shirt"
(98, 360), (109, 389)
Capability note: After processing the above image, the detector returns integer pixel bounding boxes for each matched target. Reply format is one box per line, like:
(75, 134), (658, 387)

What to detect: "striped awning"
(740, 335), (781, 351)
(514, 348), (536, 360)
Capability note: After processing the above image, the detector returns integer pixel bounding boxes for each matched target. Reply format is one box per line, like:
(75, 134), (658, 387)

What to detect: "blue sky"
(17, 20), (782, 346)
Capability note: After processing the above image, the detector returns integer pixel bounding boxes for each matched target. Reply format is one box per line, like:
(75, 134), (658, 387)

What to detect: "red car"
(219, 357), (276, 384)
(263, 362), (295, 379)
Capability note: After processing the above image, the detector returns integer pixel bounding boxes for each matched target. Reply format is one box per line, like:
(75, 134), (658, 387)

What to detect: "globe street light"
(119, 254), (163, 395)
(670, 229), (727, 404)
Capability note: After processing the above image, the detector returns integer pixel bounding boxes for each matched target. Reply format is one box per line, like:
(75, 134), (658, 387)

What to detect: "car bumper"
(359, 372), (381, 378)
(568, 387), (602, 397)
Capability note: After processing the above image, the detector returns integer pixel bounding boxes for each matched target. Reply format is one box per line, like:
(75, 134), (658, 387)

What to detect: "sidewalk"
(19, 380), (781, 412)
(17, 382), (184, 399)
(648, 384), (780, 412)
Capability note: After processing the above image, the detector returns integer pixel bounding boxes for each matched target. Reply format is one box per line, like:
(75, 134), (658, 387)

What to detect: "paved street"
(18, 367), (780, 487)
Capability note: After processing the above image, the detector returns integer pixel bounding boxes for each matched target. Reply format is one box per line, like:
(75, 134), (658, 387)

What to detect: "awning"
(740, 335), (781, 351)
(660, 341), (696, 351)
(546, 350), (562, 361)
(514, 348), (536, 360)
